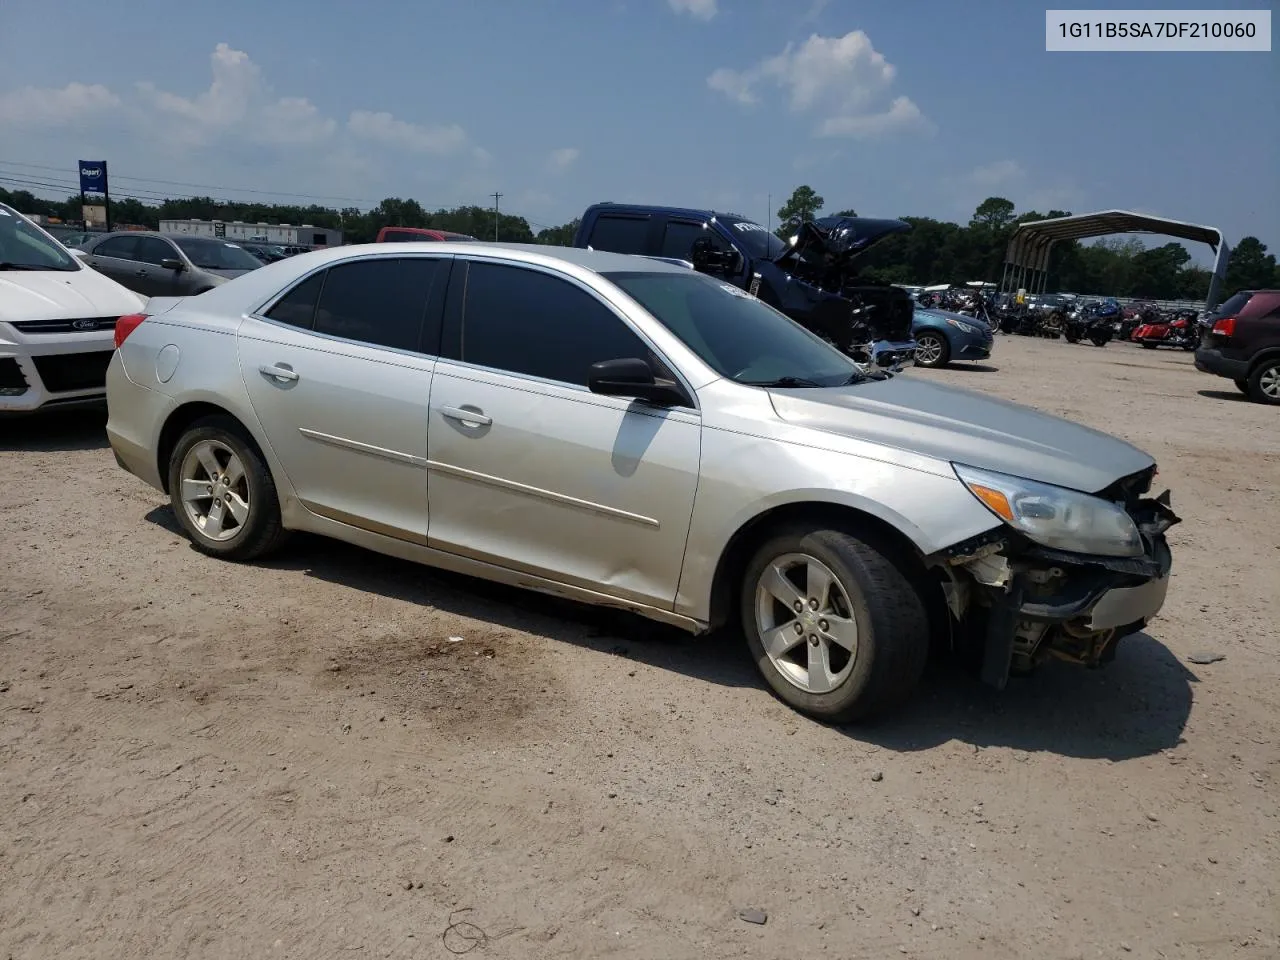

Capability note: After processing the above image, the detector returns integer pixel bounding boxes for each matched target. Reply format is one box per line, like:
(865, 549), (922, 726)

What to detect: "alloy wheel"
(179, 439), (250, 542)
(1260, 365), (1280, 400)
(754, 553), (859, 694)
(915, 335), (944, 365)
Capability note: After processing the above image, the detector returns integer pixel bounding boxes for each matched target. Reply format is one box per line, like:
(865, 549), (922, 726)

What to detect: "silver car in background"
(105, 243), (1178, 722)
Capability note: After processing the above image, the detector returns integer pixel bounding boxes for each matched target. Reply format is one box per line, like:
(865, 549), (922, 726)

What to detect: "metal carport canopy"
(999, 210), (1231, 309)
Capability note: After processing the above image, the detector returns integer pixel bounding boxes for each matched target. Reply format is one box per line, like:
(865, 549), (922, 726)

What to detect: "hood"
(775, 216), (911, 266)
(0, 265), (145, 324)
(768, 375), (1153, 494)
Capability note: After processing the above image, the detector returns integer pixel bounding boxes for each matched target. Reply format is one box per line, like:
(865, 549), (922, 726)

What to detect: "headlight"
(953, 464), (1143, 557)
(945, 318), (974, 334)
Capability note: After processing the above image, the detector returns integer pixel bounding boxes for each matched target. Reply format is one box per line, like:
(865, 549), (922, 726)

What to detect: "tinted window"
(660, 220), (727, 261)
(458, 262), (657, 387)
(586, 215), (650, 255)
(174, 237), (264, 270)
(95, 235), (138, 260)
(135, 236), (178, 265)
(1214, 291), (1252, 317)
(265, 272), (324, 329)
(313, 258), (440, 351)
(605, 270), (863, 387)
(725, 220), (787, 259)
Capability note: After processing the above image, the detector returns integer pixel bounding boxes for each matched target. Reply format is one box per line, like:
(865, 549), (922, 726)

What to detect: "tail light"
(1212, 316), (1236, 337)
(114, 313), (148, 349)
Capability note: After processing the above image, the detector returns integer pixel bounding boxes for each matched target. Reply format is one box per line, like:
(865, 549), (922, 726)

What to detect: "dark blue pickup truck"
(572, 203), (917, 367)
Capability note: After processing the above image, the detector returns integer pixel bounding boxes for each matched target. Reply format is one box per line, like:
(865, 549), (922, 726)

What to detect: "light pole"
(490, 191), (502, 241)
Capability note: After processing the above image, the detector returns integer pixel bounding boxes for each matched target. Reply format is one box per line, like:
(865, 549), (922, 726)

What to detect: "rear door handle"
(259, 364), (300, 382)
(439, 405), (492, 427)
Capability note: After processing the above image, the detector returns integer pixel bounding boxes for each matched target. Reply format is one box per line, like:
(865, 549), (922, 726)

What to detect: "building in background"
(158, 219), (343, 248)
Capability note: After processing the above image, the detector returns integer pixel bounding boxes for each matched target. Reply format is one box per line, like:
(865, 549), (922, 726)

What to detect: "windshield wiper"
(739, 375), (827, 388)
(0, 262), (47, 271)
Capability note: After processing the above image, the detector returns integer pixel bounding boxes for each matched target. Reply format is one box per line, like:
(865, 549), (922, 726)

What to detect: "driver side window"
(456, 261), (673, 388)
(659, 219), (729, 261)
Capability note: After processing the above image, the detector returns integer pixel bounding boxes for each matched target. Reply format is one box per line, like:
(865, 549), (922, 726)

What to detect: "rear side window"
(95, 235), (138, 259)
(265, 272), (324, 329)
(311, 258), (443, 352)
(456, 262), (659, 387)
(1215, 291), (1253, 316)
(586, 215), (650, 255)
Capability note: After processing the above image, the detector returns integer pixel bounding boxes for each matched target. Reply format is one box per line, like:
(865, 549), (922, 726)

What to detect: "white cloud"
(969, 159), (1026, 188)
(708, 30), (928, 140)
(547, 147), (580, 172)
(346, 110), (467, 155)
(668, 0), (717, 20)
(0, 82), (120, 126)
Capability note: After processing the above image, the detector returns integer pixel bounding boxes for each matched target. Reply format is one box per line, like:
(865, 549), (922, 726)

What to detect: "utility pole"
(490, 192), (502, 241)
(767, 193), (771, 236)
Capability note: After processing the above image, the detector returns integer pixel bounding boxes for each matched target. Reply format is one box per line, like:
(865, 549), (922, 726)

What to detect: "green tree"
(775, 185), (824, 237)
(1223, 236), (1277, 295)
(969, 197), (1016, 231)
(536, 219), (580, 246)
(833, 208), (857, 217)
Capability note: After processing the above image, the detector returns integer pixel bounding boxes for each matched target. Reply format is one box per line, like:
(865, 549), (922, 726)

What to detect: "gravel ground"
(1, 335), (1276, 960)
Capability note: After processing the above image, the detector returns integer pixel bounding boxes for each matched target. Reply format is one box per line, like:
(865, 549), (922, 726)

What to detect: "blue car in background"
(911, 307), (994, 368)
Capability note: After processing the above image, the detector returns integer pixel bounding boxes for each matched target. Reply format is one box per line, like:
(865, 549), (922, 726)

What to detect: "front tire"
(1247, 358), (1280, 405)
(913, 331), (951, 368)
(740, 527), (929, 723)
(167, 416), (287, 560)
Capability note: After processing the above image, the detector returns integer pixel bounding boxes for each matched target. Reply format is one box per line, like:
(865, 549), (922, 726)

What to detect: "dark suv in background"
(572, 203), (917, 368)
(1194, 289), (1280, 404)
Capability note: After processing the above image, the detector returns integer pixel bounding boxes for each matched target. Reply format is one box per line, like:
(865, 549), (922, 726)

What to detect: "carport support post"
(1207, 238), (1230, 312)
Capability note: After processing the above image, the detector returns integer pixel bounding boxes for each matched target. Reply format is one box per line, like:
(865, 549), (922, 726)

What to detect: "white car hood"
(0, 266), (145, 323)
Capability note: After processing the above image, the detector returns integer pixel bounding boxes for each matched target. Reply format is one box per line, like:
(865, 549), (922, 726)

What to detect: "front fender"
(674, 424), (1001, 622)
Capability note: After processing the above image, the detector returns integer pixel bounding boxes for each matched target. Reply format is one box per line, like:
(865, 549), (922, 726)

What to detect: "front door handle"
(259, 363), (300, 382)
(439, 405), (492, 427)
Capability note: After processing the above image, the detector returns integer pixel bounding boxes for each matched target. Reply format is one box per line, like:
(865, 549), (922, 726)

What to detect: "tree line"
(4, 183), (1275, 301)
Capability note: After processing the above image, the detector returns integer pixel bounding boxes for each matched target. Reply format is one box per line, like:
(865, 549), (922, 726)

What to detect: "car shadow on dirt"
(1197, 389), (1250, 403)
(0, 406), (109, 451)
(942, 363), (999, 373)
(181, 524), (1194, 763)
(846, 635), (1196, 761)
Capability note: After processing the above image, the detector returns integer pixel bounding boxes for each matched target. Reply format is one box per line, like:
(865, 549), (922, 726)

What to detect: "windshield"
(174, 237), (264, 271)
(0, 204), (79, 271)
(723, 219), (787, 260)
(604, 270), (864, 387)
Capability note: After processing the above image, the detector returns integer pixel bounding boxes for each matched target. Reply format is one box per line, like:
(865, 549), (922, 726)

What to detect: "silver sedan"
(105, 243), (1178, 722)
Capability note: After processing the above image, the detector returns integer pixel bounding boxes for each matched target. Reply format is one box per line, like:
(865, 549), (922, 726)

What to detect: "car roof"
(180, 241), (694, 315)
(584, 202), (752, 224)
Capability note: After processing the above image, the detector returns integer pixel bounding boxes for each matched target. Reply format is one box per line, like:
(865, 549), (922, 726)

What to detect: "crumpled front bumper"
(938, 490), (1179, 688)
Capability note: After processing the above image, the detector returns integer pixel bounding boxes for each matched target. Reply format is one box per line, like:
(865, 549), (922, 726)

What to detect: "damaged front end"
(930, 467), (1181, 688)
(713, 216), (916, 368)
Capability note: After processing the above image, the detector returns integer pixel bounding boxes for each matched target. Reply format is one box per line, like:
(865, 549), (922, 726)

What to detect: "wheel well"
(156, 401), (255, 493)
(707, 502), (932, 631)
(1248, 348), (1280, 374)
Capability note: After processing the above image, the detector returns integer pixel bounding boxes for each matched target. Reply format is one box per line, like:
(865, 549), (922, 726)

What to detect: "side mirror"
(588, 357), (687, 406)
(690, 237), (743, 276)
(160, 258), (185, 271)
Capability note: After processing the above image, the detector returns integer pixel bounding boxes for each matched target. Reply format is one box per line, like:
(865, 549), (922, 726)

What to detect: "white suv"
(0, 204), (144, 413)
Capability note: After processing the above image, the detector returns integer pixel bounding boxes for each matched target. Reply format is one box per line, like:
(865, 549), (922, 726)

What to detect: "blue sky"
(0, 0), (1275, 256)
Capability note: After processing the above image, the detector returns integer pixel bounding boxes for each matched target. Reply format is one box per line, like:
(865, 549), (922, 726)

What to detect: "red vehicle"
(374, 226), (477, 243)
(1132, 309), (1200, 350)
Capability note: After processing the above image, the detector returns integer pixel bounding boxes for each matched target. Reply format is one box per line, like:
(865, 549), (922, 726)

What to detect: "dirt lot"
(1, 335), (1276, 960)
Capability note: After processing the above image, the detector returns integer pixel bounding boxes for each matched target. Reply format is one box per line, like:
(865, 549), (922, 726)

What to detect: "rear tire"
(1246, 358), (1280, 405)
(740, 526), (929, 723)
(167, 415), (287, 560)
(1141, 341), (1158, 350)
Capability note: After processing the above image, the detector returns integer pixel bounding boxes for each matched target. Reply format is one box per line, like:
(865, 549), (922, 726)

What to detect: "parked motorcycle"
(1063, 302), (1115, 346)
(1132, 308), (1200, 350)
